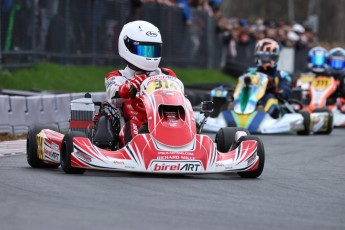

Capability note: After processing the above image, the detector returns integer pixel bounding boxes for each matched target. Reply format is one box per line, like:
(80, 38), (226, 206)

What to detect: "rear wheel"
(237, 136), (265, 179)
(313, 108), (333, 135)
(27, 124), (60, 168)
(60, 131), (86, 174)
(297, 110), (310, 136)
(215, 127), (250, 152)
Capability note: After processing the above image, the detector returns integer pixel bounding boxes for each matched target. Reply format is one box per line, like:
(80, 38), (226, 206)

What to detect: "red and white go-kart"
(27, 75), (265, 178)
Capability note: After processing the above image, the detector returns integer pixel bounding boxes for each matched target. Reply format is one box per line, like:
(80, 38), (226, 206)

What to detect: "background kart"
(195, 72), (332, 134)
(295, 73), (344, 128)
(27, 75), (265, 178)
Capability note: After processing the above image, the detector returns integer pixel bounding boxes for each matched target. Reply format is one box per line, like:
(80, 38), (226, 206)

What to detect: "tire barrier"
(0, 92), (107, 135)
(0, 89), (210, 135)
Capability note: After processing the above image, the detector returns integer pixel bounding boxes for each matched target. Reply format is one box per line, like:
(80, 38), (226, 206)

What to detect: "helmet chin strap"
(126, 61), (151, 76)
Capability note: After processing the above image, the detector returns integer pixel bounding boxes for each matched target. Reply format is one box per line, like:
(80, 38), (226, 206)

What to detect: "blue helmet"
(308, 46), (328, 73)
(327, 47), (345, 75)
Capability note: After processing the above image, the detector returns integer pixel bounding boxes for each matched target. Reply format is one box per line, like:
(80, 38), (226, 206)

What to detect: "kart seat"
(93, 114), (116, 149)
(139, 123), (149, 134)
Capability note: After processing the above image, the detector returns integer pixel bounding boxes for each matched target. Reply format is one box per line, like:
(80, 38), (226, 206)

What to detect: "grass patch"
(0, 63), (235, 92)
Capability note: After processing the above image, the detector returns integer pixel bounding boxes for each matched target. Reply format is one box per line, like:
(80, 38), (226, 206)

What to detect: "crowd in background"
(1, 0), (322, 72)
(132, 0), (319, 59)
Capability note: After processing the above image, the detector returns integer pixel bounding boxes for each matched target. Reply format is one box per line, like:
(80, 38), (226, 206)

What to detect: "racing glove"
(130, 74), (147, 91)
(118, 74), (148, 98)
(266, 77), (281, 94)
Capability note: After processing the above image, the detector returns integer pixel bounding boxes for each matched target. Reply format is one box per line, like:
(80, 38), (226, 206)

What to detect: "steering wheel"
(130, 87), (146, 114)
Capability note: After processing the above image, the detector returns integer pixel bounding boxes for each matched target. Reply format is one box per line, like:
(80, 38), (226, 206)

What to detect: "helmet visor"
(124, 36), (162, 58)
(311, 53), (326, 66)
(256, 52), (278, 64)
(329, 58), (345, 69)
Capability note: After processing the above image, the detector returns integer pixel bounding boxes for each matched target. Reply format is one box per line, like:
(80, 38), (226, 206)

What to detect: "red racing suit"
(105, 66), (176, 146)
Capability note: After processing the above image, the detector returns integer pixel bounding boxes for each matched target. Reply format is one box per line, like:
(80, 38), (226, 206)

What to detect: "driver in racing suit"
(327, 47), (345, 112)
(250, 38), (292, 119)
(105, 20), (176, 146)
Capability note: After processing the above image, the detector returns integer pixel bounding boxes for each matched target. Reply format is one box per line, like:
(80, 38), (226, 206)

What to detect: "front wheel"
(215, 127), (250, 152)
(313, 108), (333, 135)
(27, 124), (60, 168)
(60, 131), (86, 174)
(297, 110), (310, 136)
(237, 136), (265, 179)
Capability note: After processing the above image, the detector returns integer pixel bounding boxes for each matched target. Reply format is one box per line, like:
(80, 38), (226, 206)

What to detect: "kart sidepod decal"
(222, 110), (266, 133)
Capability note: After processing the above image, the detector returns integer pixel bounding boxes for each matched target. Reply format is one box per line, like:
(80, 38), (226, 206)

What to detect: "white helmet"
(118, 20), (162, 71)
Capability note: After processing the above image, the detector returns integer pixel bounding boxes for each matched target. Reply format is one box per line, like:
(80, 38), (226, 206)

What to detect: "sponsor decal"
(105, 77), (116, 88)
(262, 123), (290, 133)
(158, 151), (193, 155)
(146, 31), (158, 37)
(113, 161), (125, 165)
(216, 163), (224, 167)
(156, 152), (195, 160)
(152, 161), (202, 172)
(51, 142), (59, 151)
(225, 165), (233, 170)
(75, 151), (91, 162)
(247, 154), (257, 166)
(290, 121), (304, 130)
(124, 164), (135, 169)
(157, 155), (195, 160)
(44, 148), (59, 161)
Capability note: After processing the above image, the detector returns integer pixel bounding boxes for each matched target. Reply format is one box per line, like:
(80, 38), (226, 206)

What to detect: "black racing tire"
(139, 123), (149, 134)
(60, 131), (86, 174)
(313, 108), (333, 135)
(237, 135), (265, 179)
(297, 110), (310, 136)
(27, 124), (60, 168)
(215, 127), (250, 153)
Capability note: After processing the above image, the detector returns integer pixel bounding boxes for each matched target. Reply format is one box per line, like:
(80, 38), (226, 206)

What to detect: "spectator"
(304, 26), (318, 48)
(175, 0), (192, 25)
(265, 20), (278, 40)
(285, 31), (300, 48)
(292, 23), (307, 49)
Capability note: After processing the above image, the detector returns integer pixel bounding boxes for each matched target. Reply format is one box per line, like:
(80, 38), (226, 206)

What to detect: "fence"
(0, 0), (312, 77)
(0, 0), (223, 69)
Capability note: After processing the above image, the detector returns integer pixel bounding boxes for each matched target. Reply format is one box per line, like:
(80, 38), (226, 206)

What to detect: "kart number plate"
(146, 79), (182, 94)
(312, 77), (331, 91)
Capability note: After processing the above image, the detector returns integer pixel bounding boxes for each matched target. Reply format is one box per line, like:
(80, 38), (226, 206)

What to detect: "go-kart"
(27, 75), (265, 178)
(295, 72), (344, 128)
(195, 72), (332, 134)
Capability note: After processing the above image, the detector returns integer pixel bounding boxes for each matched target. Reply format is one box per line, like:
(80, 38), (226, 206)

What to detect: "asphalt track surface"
(0, 130), (344, 230)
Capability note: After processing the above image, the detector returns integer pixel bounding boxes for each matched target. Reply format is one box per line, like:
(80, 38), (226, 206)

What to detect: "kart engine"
(69, 94), (120, 150)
